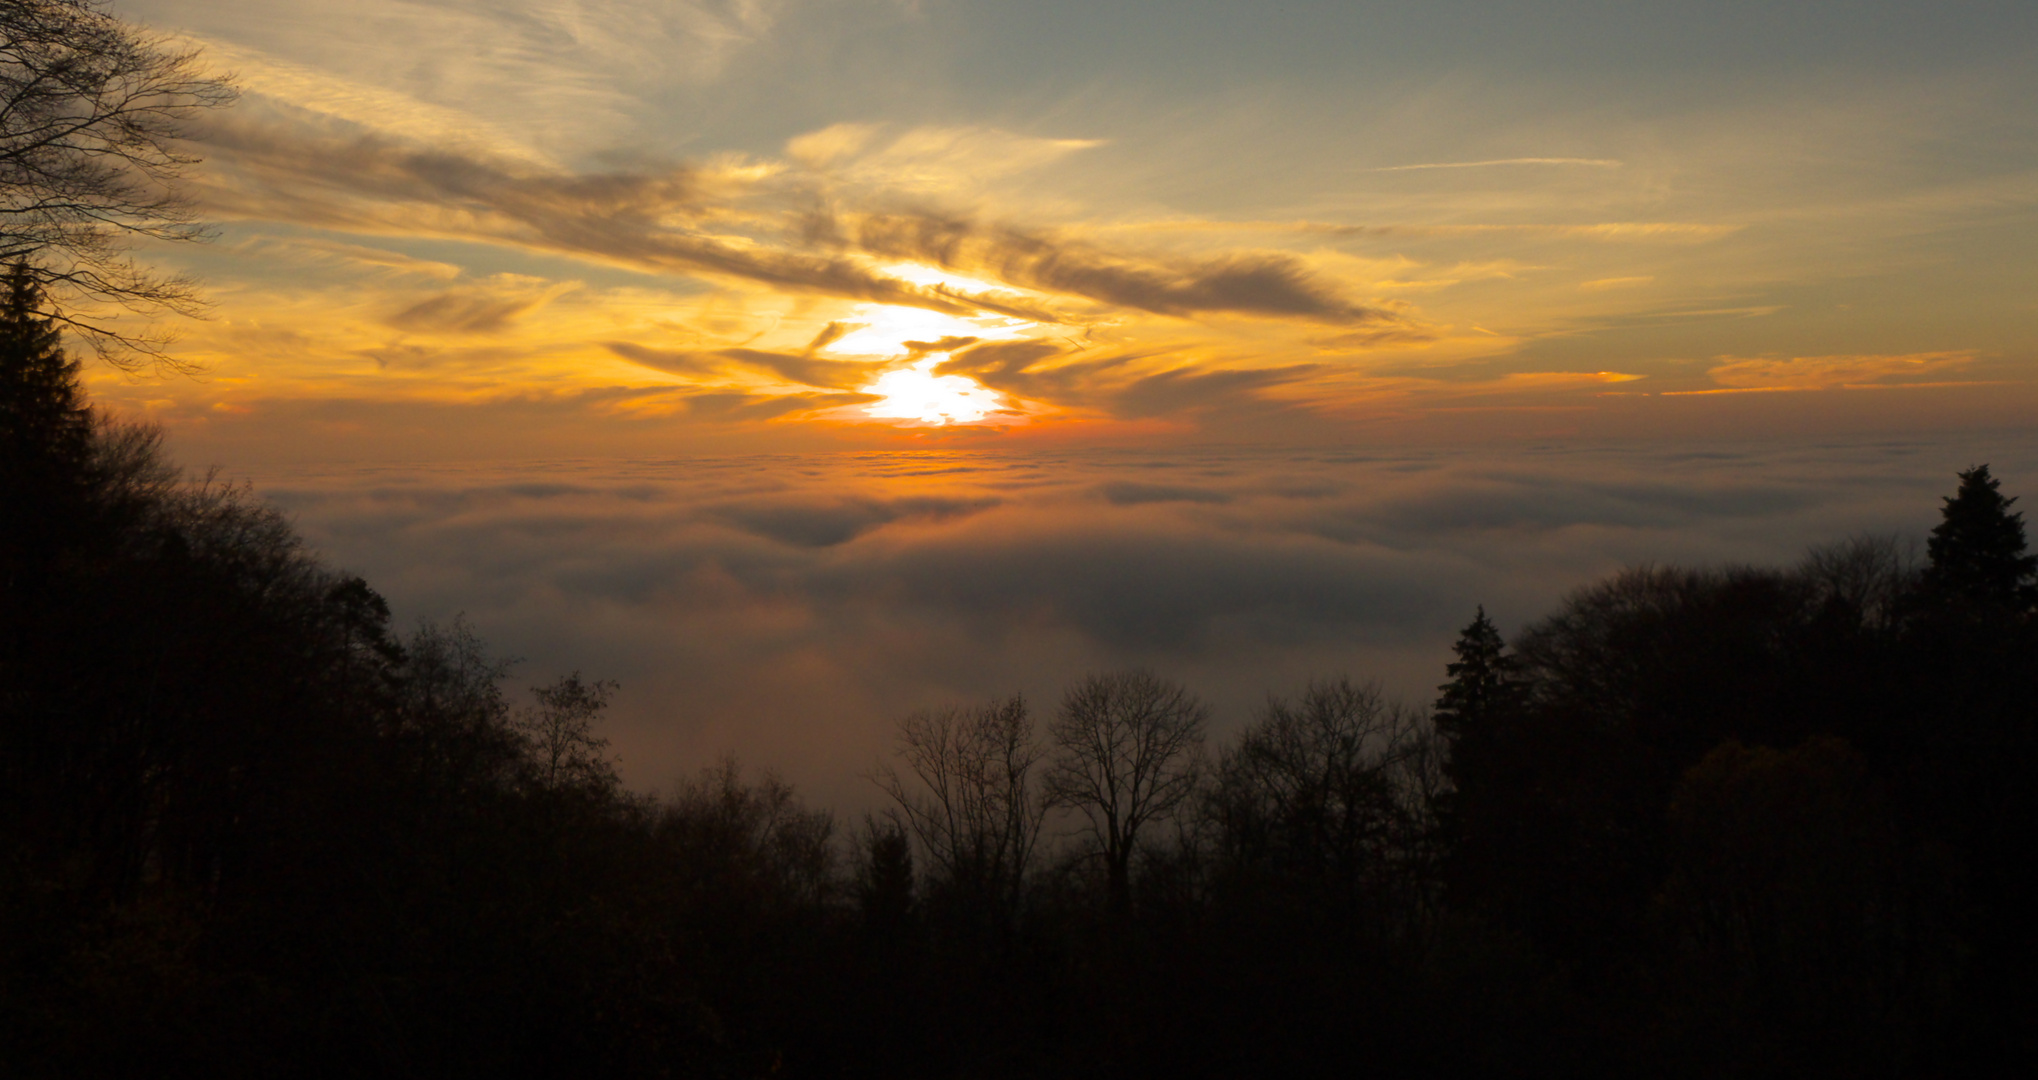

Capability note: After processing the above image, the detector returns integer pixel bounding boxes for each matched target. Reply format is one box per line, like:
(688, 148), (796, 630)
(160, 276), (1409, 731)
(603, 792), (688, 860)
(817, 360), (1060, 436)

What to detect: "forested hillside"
(4, 266), (2035, 1077)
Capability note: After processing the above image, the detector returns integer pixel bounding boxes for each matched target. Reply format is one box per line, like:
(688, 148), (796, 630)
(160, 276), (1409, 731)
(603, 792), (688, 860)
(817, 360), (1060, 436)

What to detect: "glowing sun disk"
(864, 358), (1003, 425)
(824, 302), (1031, 357)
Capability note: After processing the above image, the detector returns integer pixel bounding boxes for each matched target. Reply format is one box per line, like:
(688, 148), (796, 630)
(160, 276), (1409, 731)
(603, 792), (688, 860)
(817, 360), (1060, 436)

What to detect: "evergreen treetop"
(0, 261), (93, 477)
(1434, 605), (1516, 743)
(1925, 465), (2037, 607)
(1, 262), (99, 581)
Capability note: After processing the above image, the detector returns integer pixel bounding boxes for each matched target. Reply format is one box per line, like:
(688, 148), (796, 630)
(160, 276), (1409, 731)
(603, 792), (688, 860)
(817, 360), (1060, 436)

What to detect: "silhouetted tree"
(1434, 608), (1513, 740)
(385, 617), (528, 806)
(1433, 606), (1523, 793)
(1881, 468), (2038, 1070)
(661, 758), (836, 911)
(1443, 566), (1823, 979)
(1925, 465), (2036, 608)
(0, 0), (236, 362)
(853, 814), (917, 934)
(1210, 678), (1435, 929)
(0, 263), (88, 468)
(0, 263), (94, 573)
(1657, 737), (1958, 1077)
(1801, 533), (1920, 613)
(1513, 564), (1823, 754)
(1047, 670), (1206, 918)
(873, 694), (1045, 922)
(517, 671), (620, 794)
(1432, 606), (1550, 941)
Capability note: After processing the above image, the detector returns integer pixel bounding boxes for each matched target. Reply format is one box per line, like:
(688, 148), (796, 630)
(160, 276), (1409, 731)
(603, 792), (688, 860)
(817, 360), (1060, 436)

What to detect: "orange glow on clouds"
(864, 357), (1007, 425)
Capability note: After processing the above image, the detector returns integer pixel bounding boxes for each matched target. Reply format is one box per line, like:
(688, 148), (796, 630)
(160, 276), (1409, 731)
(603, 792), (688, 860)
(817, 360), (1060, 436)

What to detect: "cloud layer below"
(253, 435), (2038, 809)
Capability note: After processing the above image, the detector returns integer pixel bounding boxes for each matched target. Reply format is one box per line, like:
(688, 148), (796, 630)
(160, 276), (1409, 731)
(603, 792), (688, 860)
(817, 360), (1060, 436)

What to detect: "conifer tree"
(1431, 607), (1526, 903)
(1433, 606), (1516, 748)
(1925, 465), (2037, 607)
(0, 261), (97, 572)
(0, 262), (93, 484)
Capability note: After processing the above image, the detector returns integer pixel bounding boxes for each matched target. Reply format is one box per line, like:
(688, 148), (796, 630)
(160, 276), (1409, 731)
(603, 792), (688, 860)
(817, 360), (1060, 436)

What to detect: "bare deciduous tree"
(872, 694), (1046, 917)
(1212, 678), (1441, 929)
(516, 671), (620, 794)
(1046, 670), (1205, 917)
(662, 757), (837, 909)
(1, 0), (236, 364)
(1797, 533), (1922, 630)
(389, 617), (526, 794)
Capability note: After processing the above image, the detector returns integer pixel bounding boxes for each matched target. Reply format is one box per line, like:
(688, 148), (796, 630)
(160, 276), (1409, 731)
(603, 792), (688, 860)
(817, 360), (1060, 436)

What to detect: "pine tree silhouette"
(1925, 465), (2037, 607)
(1434, 606), (1516, 746)
(0, 262), (97, 568)
(0, 263), (94, 488)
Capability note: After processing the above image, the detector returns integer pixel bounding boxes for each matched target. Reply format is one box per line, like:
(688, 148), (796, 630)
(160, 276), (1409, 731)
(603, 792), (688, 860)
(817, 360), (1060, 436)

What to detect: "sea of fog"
(244, 432), (2038, 810)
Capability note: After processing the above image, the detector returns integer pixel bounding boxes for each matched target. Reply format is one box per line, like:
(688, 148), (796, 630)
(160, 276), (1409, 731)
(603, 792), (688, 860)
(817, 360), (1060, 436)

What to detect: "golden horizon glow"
(78, 0), (2038, 455)
(863, 357), (1007, 425)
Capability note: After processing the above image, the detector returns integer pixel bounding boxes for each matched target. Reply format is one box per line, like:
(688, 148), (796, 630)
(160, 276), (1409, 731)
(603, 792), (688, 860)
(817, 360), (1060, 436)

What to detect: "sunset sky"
(91, 0), (2038, 801)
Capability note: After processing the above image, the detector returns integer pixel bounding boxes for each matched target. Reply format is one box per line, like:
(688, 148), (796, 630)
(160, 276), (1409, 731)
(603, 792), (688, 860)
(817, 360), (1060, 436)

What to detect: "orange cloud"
(1668, 351), (1980, 394)
(193, 112), (1406, 337)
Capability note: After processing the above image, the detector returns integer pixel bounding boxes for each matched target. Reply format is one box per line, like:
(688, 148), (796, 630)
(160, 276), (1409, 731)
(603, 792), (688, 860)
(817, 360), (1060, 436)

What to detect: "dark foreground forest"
(4, 269), (2036, 1078)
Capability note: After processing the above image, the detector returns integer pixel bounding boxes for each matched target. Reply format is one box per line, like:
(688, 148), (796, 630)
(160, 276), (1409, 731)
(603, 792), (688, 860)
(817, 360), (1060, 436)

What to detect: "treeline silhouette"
(5, 268), (2035, 1077)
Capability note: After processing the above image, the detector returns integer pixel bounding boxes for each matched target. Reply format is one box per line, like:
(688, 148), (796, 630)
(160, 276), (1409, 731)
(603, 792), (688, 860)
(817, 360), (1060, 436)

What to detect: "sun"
(824, 301), (1031, 357)
(864, 358), (1005, 425)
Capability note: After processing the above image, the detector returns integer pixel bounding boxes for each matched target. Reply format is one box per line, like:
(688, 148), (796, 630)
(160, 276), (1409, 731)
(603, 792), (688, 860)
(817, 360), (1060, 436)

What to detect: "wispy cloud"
(167, 0), (800, 154)
(604, 342), (887, 391)
(827, 210), (1395, 324)
(1664, 351), (1982, 394)
(195, 114), (1033, 318)
(1372, 157), (1623, 172)
(229, 236), (464, 280)
(387, 277), (574, 335)
(195, 37), (562, 165)
(1102, 220), (1742, 243)
(789, 123), (1106, 193)
(192, 111), (1400, 334)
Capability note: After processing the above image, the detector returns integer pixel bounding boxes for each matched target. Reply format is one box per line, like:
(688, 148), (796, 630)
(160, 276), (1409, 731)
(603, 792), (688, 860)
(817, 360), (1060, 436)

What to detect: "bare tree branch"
(870, 694), (1046, 919)
(1211, 678), (1443, 937)
(0, 1), (236, 368)
(1045, 669), (1206, 917)
(514, 671), (620, 794)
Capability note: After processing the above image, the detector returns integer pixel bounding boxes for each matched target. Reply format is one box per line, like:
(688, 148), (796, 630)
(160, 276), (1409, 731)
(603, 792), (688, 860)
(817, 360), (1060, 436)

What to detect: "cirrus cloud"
(1667, 351), (1982, 394)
